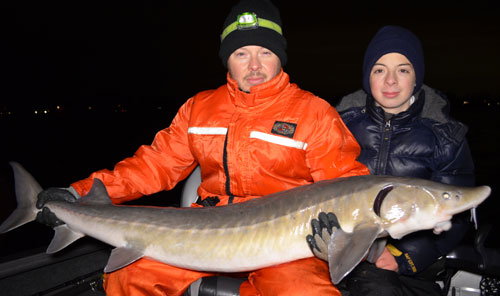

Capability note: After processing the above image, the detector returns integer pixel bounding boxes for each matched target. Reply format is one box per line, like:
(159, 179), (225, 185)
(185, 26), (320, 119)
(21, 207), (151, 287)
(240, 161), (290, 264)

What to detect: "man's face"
(227, 45), (281, 92)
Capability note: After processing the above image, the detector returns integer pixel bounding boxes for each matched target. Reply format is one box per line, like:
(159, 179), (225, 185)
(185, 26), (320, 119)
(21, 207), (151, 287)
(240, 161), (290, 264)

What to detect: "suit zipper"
(377, 120), (391, 174)
(223, 133), (235, 204)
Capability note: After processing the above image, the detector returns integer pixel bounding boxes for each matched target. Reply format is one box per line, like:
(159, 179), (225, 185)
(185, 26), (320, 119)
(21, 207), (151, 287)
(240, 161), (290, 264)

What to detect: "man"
(37, 0), (369, 295)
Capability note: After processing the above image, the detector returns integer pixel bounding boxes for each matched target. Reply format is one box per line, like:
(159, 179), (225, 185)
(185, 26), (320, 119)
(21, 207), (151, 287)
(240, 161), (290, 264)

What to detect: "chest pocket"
(247, 128), (310, 185)
(187, 127), (227, 168)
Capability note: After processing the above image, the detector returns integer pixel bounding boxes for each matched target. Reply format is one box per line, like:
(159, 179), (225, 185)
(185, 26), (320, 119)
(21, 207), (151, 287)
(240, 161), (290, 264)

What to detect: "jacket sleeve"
(390, 213), (471, 275)
(432, 138), (475, 187)
(391, 136), (475, 275)
(306, 104), (369, 181)
(71, 98), (198, 204)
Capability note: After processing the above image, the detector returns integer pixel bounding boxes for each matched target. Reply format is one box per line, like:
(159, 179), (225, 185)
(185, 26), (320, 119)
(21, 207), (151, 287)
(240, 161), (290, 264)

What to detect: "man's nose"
(248, 55), (261, 71)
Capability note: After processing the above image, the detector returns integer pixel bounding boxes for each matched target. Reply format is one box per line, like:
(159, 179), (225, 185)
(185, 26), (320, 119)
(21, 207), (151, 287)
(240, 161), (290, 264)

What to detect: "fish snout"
(441, 185), (491, 215)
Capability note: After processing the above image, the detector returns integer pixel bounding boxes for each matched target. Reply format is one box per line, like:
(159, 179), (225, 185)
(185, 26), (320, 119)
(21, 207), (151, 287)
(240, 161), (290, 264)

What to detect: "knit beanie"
(219, 0), (287, 67)
(362, 25), (425, 95)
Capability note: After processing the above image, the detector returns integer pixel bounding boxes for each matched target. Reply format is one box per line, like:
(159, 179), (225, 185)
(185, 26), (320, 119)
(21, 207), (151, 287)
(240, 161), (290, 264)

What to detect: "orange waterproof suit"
(71, 70), (369, 295)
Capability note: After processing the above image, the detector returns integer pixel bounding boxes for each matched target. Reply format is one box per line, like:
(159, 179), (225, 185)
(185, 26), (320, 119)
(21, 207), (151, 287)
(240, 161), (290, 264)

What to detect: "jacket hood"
(336, 85), (450, 124)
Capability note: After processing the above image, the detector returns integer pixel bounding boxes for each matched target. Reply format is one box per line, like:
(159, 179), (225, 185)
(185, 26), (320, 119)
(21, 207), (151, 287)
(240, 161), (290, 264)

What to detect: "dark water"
(0, 103), (185, 259)
(453, 105), (500, 248)
(0, 102), (499, 260)
(409, 104), (500, 250)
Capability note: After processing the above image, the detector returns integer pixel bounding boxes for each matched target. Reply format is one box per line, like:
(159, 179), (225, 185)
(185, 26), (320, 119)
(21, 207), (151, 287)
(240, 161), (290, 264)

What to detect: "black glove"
(36, 188), (78, 228)
(36, 187), (78, 209)
(36, 207), (65, 228)
(306, 212), (340, 261)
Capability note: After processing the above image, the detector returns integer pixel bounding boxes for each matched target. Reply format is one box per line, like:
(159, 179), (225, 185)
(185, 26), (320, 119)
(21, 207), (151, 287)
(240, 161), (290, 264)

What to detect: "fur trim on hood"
(336, 85), (449, 124)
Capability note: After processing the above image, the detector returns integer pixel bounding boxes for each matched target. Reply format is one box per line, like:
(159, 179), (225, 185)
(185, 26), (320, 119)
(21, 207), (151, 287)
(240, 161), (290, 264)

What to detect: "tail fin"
(0, 162), (42, 233)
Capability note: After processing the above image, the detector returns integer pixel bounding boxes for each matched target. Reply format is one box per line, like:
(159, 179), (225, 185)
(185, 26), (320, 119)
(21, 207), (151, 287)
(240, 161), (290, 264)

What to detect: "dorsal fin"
(80, 178), (113, 205)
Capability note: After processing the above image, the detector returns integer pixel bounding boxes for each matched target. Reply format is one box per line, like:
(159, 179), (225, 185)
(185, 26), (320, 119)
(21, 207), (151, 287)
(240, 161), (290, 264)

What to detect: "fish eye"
(442, 192), (451, 200)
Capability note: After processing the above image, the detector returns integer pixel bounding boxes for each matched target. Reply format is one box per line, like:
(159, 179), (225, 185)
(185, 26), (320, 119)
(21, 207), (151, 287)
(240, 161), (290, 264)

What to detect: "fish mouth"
(433, 220), (452, 234)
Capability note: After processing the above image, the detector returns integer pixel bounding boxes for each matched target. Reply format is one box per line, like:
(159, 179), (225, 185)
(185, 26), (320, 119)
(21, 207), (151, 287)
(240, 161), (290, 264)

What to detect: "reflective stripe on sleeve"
(188, 127), (228, 135)
(250, 131), (307, 150)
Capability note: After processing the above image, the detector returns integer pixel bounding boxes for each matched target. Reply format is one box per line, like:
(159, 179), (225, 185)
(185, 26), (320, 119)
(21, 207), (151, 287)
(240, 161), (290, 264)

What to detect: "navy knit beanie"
(362, 25), (425, 95)
(219, 0), (287, 67)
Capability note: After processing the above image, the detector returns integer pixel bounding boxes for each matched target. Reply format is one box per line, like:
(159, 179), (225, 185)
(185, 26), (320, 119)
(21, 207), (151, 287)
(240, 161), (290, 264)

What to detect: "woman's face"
(369, 53), (417, 114)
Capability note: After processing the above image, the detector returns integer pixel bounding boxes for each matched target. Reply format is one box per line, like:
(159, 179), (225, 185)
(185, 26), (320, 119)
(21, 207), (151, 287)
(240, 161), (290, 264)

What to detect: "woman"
(335, 25), (475, 295)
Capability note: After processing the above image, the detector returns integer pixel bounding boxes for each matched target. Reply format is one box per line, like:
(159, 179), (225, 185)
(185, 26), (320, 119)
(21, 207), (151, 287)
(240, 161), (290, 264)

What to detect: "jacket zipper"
(223, 133), (235, 204)
(377, 120), (391, 174)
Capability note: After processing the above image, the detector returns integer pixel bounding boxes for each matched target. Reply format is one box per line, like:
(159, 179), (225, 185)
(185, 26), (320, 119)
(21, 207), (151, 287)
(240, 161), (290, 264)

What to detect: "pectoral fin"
(365, 238), (387, 263)
(47, 225), (85, 253)
(328, 222), (381, 284)
(104, 247), (144, 273)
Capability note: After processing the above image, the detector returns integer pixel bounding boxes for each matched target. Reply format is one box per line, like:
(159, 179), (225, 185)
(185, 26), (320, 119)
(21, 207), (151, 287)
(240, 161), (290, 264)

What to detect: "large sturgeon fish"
(0, 162), (491, 284)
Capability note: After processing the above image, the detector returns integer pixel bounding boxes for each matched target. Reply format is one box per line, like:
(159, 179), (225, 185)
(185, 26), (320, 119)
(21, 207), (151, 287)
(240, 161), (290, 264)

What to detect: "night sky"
(2, 0), (500, 111)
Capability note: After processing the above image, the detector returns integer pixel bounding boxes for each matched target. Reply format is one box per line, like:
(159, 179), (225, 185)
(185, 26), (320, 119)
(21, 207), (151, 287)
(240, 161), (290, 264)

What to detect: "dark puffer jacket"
(337, 85), (475, 275)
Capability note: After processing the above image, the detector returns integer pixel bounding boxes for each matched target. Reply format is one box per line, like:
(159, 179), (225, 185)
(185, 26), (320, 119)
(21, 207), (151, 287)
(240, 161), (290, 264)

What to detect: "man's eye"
(233, 51), (246, 58)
